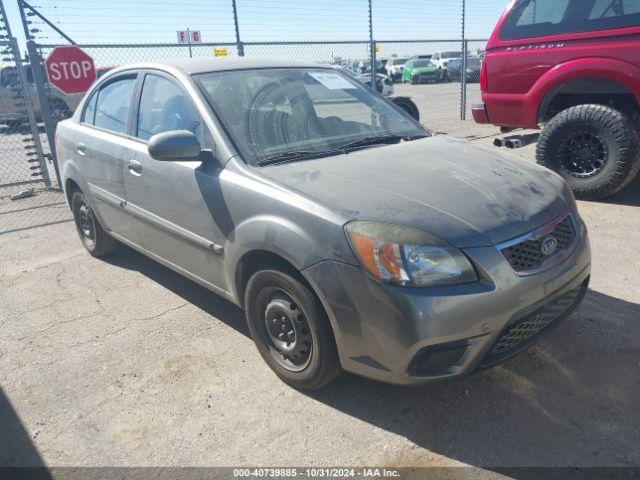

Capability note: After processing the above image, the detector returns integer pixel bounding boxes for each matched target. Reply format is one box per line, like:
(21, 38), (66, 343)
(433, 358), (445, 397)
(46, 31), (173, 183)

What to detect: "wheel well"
(235, 250), (311, 307)
(65, 178), (80, 206)
(539, 77), (640, 124)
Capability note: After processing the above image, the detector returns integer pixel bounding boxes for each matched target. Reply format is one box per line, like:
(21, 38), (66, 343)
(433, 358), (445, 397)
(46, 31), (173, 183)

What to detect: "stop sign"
(45, 46), (96, 95)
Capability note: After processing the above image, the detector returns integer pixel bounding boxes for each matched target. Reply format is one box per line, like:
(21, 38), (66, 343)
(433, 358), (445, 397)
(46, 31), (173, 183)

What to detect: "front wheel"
(245, 269), (341, 390)
(536, 104), (640, 200)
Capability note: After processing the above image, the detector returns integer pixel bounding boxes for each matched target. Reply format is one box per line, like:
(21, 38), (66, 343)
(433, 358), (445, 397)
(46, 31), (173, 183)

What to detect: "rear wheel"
(536, 104), (640, 200)
(245, 269), (341, 390)
(71, 191), (118, 257)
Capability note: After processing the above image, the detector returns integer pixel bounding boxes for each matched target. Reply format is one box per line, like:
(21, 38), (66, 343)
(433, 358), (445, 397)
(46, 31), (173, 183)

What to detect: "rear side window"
(136, 74), (203, 142)
(501, 0), (640, 40)
(82, 91), (98, 124)
(94, 76), (136, 134)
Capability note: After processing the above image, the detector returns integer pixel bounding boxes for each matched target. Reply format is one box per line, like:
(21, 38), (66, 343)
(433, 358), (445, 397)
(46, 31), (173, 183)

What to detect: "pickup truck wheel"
(537, 104), (640, 200)
(71, 191), (118, 257)
(245, 269), (341, 390)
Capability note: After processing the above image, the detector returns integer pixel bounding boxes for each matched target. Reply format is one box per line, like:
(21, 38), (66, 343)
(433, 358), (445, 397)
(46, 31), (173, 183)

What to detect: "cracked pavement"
(1, 110), (639, 471)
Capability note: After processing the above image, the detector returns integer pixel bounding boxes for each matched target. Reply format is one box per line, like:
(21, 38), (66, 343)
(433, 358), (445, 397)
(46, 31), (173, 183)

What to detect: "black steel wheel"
(537, 104), (640, 200)
(71, 190), (118, 257)
(263, 288), (313, 372)
(558, 130), (608, 178)
(245, 268), (341, 389)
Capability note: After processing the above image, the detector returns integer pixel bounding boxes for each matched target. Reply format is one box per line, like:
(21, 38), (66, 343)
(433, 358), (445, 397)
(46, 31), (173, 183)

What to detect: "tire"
(245, 269), (341, 390)
(536, 104), (640, 200)
(392, 97), (420, 122)
(71, 190), (118, 257)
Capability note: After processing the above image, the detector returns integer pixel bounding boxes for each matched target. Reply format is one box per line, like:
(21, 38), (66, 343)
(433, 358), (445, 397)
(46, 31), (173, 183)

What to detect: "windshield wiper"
(338, 134), (427, 152)
(256, 149), (343, 166)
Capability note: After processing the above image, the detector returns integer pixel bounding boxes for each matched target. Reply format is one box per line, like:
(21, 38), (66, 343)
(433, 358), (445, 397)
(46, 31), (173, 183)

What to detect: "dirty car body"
(56, 58), (590, 386)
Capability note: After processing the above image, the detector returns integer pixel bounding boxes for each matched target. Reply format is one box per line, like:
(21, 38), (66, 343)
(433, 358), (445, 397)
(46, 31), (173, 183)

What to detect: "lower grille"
(483, 283), (587, 364)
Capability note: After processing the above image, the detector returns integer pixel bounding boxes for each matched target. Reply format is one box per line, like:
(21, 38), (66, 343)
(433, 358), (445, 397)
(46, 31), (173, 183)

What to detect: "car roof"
(132, 57), (326, 75)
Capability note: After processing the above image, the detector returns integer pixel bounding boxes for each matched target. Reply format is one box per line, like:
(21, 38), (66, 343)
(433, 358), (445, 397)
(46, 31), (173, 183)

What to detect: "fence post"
(460, 0), (467, 120)
(232, 0), (244, 56)
(25, 40), (62, 188)
(368, 0), (376, 87)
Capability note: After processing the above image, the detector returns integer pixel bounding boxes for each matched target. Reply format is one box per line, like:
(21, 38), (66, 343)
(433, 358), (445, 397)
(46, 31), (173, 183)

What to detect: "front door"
(122, 71), (227, 291)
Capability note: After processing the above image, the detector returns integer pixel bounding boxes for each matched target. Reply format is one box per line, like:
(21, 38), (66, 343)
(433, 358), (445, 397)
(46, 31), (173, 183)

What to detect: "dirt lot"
(1, 82), (639, 474)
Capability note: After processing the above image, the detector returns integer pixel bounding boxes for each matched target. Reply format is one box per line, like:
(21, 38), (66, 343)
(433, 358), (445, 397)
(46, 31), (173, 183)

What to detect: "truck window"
(501, 0), (640, 40)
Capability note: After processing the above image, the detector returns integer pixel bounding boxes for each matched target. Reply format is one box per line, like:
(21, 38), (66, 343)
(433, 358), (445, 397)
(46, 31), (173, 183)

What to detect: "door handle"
(76, 142), (87, 156)
(128, 159), (142, 176)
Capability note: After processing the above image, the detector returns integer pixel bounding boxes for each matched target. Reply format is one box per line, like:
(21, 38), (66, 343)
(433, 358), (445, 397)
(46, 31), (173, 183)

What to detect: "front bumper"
(303, 220), (591, 385)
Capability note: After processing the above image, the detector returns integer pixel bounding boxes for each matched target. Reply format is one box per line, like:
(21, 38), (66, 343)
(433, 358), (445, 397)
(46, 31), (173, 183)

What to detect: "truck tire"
(536, 104), (640, 200)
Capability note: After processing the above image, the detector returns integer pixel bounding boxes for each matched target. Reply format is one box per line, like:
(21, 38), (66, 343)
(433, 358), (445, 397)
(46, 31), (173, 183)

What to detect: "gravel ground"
(1, 82), (639, 474)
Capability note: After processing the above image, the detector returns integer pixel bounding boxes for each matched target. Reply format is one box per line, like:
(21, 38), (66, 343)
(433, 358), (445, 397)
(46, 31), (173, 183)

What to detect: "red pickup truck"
(474, 0), (640, 200)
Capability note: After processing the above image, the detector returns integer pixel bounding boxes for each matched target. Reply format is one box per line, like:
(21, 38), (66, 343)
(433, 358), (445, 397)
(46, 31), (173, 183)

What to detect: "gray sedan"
(56, 58), (591, 389)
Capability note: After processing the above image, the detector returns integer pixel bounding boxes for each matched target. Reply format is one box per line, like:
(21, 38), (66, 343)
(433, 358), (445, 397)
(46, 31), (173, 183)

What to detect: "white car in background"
(385, 57), (409, 81)
(332, 65), (394, 97)
(430, 51), (462, 81)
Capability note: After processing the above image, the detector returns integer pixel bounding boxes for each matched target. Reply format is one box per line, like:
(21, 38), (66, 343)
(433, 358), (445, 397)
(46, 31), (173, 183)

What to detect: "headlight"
(345, 222), (478, 287)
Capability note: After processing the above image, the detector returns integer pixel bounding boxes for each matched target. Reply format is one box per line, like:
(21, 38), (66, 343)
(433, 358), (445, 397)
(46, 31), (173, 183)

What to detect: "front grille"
(501, 216), (576, 273)
(485, 284), (586, 363)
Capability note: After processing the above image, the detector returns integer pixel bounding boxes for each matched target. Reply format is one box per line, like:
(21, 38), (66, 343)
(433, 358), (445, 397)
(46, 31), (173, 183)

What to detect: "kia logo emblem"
(541, 236), (559, 256)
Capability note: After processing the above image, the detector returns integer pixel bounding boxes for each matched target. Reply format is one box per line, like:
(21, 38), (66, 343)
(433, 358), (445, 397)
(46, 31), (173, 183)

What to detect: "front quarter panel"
(219, 159), (356, 303)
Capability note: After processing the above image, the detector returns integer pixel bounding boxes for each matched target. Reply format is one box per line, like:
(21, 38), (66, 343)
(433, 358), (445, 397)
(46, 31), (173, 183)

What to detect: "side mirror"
(148, 130), (203, 161)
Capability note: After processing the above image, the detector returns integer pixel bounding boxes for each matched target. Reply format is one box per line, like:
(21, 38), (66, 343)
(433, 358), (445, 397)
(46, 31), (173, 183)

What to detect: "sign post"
(44, 46), (96, 95)
(177, 29), (202, 58)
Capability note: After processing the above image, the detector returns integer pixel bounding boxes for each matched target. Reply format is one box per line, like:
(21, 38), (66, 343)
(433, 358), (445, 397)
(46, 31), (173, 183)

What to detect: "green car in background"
(402, 59), (439, 84)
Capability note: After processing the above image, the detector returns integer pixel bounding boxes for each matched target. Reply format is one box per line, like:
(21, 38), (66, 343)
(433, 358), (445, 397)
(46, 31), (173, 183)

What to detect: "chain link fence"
(0, 0), (70, 235)
(1, 0), (503, 235)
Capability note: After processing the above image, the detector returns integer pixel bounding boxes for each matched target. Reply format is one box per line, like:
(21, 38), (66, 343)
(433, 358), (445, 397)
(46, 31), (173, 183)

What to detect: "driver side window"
(136, 74), (205, 143)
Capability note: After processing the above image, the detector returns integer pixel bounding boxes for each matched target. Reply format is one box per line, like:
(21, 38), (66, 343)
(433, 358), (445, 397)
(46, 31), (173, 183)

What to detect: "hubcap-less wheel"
(560, 130), (608, 178)
(77, 202), (96, 247)
(263, 289), (312, 372)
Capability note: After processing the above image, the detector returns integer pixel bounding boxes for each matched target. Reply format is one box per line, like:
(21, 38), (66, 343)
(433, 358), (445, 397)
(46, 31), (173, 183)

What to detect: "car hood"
(258, 136), (570, 248)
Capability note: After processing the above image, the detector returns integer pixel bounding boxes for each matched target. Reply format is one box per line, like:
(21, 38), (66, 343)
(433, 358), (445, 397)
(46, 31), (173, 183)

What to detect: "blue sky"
(3, 0), (510, 63)
(4, 0), (510, 42)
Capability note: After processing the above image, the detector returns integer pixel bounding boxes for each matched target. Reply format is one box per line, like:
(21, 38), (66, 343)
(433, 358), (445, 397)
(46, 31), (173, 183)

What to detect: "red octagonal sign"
(45, 46), (96, 95)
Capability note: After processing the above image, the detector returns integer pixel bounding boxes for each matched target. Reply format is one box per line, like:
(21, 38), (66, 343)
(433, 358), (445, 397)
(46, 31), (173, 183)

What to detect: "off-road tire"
(245, 269), (341, 390)
(536, 104), (640, 200)
(71, 191), (118, 257)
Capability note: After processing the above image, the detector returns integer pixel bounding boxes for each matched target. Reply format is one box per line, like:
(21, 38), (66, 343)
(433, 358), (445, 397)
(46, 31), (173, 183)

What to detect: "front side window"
(195, 68), (426, 165)
(94, 76), (136, 134)
(501, 0), (640, 40)
(136, 74), (203, 142)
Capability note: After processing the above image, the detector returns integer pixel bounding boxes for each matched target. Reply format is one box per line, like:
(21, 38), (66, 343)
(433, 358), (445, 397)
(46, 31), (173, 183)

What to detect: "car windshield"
(195, 68), (427, 165)
(413, 60), (431, 68)
(395, 58), (409, 64)
(442, 52), (462, 59)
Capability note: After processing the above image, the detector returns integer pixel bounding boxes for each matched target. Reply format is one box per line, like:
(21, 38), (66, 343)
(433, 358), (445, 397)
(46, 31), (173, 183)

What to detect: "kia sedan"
(56, 58), (590, 389)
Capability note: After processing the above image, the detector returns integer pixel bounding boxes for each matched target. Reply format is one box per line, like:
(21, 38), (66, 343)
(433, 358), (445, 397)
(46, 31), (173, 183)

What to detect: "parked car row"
(386, 52), (483, 84)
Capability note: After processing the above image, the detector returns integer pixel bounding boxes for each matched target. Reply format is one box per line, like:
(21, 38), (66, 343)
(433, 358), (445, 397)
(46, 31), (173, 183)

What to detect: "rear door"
(121, 70), (227, 290)
(75, 72), (138, 234)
